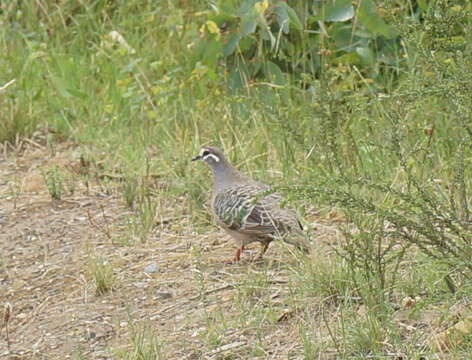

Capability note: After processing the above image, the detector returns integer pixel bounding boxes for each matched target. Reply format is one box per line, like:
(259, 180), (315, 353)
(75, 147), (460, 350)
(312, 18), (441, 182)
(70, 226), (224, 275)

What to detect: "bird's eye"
(202, 150), (210, 156)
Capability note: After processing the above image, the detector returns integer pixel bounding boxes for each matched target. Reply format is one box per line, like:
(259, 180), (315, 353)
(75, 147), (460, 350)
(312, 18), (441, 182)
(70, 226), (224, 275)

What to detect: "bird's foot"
(224, 246), (244, 264)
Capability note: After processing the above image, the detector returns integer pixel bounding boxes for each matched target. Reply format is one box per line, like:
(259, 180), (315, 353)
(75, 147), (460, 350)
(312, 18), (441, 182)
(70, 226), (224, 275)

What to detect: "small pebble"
(143, 262), (158, 273)
(156, 292), (172, 300)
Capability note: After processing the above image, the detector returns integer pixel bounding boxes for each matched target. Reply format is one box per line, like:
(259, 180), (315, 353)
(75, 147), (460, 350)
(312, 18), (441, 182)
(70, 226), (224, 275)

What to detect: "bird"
(192, 146), (311, 262)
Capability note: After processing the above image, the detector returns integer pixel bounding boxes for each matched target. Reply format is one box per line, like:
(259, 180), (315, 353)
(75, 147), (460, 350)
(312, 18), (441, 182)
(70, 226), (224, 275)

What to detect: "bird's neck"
(211, 162), (247, 190)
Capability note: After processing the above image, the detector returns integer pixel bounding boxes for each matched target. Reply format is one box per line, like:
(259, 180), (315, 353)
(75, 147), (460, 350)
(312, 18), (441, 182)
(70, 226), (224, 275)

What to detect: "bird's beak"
(191, 155), (202, 162)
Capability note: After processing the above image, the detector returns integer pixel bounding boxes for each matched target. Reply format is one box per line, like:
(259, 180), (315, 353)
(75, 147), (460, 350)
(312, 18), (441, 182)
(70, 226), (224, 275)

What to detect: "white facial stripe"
(203, 153), (220, 162)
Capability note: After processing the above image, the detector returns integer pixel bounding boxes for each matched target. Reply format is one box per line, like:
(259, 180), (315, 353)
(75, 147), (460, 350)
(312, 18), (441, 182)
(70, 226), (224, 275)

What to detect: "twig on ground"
(150, 284), (236, 320)
(21, 137), (45, 150)
(205, 341), (246, 359)
(3, 303), (12, 352)
(188, 284), (234, 301)
(0, 79), (16, 92)
(86, 206), (112, 241)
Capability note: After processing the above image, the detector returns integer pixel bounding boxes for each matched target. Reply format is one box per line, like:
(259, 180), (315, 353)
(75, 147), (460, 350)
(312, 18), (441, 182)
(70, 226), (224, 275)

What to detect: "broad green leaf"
(237, 0), (260, 16)
(354, 29), (376, 39)
(228, 62), (249, 90)
(278, 2), (303, 31)
(356, 46), (375, 66)
(239, 36), (255, 52)
(332, 23), (357, 50)
(358, 0), (398, 39)
(324, 0), (354, 22)
(265, 61), (285, 85)
(274, 3), (290, 34)
(249, 60), (262, 77)
(218, 2), (238, 16)
(202, 39), (223, 69)
(223, 33), (241, 56)
(228, 68), (244, 90)
(240, 12), (258, 36)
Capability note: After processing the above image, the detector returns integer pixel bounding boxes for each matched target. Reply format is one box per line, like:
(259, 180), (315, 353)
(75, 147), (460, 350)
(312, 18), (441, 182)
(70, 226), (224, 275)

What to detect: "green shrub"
(193, 0), (402, 91)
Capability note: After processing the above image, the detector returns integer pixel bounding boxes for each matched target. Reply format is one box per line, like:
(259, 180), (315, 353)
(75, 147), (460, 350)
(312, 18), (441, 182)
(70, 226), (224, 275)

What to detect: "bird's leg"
(232, 245), (245, 262)
(255, 242), (269, 261)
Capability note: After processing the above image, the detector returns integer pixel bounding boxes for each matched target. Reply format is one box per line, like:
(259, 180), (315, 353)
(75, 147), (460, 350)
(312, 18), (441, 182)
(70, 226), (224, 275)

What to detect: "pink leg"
(232, 245), (245, 262)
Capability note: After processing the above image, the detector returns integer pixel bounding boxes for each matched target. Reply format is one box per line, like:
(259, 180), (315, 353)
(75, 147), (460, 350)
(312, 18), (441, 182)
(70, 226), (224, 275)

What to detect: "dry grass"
(0, 137), (343, 359)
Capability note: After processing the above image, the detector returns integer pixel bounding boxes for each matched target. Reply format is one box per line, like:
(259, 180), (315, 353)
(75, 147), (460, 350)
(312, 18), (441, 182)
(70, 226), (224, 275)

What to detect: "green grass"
(115, 323), (165, 360)
(88, 255), (115, 295)
(42, 165), (68, 201)
(1, 0), (471, 357)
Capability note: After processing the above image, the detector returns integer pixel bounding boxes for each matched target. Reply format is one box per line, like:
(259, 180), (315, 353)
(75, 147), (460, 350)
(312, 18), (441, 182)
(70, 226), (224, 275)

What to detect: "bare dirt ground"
(0, 139), (342, 359)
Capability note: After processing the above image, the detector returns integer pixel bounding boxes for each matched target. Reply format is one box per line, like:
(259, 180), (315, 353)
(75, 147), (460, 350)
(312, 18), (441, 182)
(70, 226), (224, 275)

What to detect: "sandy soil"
(0, 138), (343, 359)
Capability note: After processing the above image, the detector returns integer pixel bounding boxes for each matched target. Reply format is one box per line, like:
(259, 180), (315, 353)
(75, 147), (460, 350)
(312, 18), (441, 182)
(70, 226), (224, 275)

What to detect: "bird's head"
(192, 146), (226, 167)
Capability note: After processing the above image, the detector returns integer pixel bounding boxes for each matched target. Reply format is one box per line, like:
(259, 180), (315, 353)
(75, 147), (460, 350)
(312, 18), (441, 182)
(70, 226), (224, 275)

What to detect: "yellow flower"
(206, 20), (220, 35)
(255, 0), (269, 15)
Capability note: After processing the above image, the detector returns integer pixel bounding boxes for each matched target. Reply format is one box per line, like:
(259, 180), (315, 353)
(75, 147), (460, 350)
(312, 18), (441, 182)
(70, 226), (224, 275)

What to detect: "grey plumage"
(192, 146), (310, 261)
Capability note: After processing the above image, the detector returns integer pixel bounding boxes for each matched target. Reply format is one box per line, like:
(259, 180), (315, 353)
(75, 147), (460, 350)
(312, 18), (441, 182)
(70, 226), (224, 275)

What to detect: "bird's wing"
(213, 184), (299, 238)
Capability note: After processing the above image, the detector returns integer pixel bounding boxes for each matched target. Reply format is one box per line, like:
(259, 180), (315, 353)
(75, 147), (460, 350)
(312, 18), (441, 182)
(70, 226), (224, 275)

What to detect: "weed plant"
(88, 256), (115, 295)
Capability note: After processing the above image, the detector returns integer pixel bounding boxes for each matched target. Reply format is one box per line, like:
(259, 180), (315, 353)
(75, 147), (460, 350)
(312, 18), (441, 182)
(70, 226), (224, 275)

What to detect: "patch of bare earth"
(0, 141), (341, 359)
